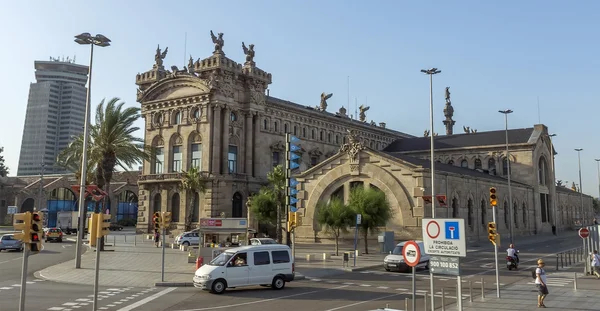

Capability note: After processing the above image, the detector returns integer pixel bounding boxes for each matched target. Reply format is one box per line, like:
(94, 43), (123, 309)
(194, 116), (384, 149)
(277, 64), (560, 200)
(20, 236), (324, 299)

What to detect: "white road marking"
(116, 287), (177, 311)
(0, 257), (22, 265)
(322, 293), (402, 311)
(173, 285), (350, 311)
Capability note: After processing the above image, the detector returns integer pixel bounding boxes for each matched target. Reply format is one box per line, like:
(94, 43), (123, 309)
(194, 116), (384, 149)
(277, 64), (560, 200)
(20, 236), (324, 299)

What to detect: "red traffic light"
(32, 213), (41, 221)
(31, 233), (39, 242)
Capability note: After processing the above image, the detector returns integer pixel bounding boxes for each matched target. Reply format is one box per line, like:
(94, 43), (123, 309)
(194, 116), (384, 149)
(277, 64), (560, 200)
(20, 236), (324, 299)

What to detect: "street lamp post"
(73, 33), (111, 269)
(421, 67), (441, 311)
(575, 148), (584, 225)
(548, 134), (557, 234)
(499, 109), (514, 244)
(595, 159), (600, 201)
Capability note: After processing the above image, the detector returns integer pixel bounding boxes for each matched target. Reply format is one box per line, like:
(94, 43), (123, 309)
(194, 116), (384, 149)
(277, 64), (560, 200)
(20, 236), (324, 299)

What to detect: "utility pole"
(499, 109), (514, 244)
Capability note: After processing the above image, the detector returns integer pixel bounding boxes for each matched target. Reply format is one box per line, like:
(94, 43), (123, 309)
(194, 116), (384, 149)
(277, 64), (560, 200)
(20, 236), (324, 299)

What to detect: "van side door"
(250, 250), (273, 284)
(225, 252), (250, 287)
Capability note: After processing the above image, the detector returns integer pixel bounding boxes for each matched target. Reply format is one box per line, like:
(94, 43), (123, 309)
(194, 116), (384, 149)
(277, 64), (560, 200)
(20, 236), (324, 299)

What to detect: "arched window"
(153, 193), (162, 219)
(171, 193), (180, 222)
(312, 129), (316, 139)
(232, 192), (243, 218)
(328, 133), (332, 143)
(522, 202), (527, 228)
(274, 121), (279, 132)
(303, 127), (307, 138)
(452, 197), (459, 218)
(335, 135), (339, 144)
(320, 131), (324, 141)
(263, 119), (268, 130)
(467, 199), (473, 228)
(488, 158), (496, 175)
(293, 126), (297, 136)
(474, 159), (482, 170)
(502, 157), (511, 175)
(192, 108), (200, 119)
(538, 157), (548, 185)
(173, 111), (181, 124)
(460, 160), (468, 168)
(448, 160), (454, 165)
(480, 199), (487, 227)
(513, 202), (519, 228)
(230, 111), (237, 121)
(284, 123), (289, 133)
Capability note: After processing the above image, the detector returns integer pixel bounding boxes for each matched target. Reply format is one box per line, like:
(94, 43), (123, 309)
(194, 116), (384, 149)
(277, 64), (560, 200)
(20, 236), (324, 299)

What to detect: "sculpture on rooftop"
(320, 93), (333, 111)
(337, 106), (347, 117)
(359, 105), (370, 122)
(155, 45), (168, 68)
(424, 130), (430, 137)
(210, 30), (225, 54)
(242, 42), (255, 65)
(188, 55), (195, 73)
(445, 86), (451, 103)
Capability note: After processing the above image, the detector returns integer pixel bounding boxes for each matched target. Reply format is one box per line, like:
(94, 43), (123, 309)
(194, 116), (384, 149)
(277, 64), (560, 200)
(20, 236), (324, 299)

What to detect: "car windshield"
(260, 239), (275, 244)
(208, 252), (234, 266)
(2, 235), (14, 241)
(392, 246), (403, 255)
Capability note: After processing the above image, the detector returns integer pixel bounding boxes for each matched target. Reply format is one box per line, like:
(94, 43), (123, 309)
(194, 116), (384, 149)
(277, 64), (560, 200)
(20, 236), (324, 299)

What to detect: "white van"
(383, 241), (430, 273)
(193, 244), (295, 294)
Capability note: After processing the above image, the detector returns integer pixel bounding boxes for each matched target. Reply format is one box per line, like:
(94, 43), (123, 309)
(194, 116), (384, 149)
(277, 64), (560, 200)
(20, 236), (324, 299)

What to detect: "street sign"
(579, 227), (590, 238)
(429, 255), (461, 276)
(402, 240), (421, 267)
(422, 218), (467, 257)
(7, 206), (17, 214)
(356, 214), (362, 225)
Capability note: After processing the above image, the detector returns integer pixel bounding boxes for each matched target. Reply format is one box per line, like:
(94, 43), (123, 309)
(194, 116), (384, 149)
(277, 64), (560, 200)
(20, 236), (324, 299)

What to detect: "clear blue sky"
(1, 1), (600, 196)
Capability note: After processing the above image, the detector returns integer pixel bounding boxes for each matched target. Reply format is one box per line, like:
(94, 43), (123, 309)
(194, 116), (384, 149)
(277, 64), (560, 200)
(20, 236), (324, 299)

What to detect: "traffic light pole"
(492, 205), (500, 298)
(92, 235), (101, 311)
(161, 227), (166, 282)
(18, 246), (29, 311)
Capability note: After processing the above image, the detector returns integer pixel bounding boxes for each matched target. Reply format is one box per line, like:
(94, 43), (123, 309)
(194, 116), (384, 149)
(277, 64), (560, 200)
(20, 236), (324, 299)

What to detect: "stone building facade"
(134, 33), (412, 233)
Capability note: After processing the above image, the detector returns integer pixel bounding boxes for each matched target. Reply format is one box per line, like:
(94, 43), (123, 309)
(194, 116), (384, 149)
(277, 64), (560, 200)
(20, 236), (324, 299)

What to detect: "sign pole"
(412, 266), (416, 311)
(354, 214), (360, 267)
(492, 205), (500, 298)
(457, 275), (463, 310)
(18, 246), (29, 311)
(92, 235), (101, 311)
(161, 227), (166, 282)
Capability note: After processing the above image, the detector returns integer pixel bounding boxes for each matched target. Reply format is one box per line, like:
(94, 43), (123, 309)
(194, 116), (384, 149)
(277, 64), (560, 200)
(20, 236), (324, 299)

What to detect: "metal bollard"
(441, 288), (446, 311)
(404, 297), (408, 311)
(481, 278), (485, 300)
(561, 252), (564, 268)
(556, 254), (559, 271)
(113, 235), (116, 246)
(423, 291), (428, 311)
(134, 234), (137, 246)
(125, 235), (127, 242)
(469, 281), (473, 302)
(574, 272), (578, 290)
(568, 250), (571, 266)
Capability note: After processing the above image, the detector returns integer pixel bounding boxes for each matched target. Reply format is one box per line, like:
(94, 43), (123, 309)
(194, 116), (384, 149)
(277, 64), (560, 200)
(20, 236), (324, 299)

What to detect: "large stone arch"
(139, 76), (210, 102)
(304, 162), (412, 229)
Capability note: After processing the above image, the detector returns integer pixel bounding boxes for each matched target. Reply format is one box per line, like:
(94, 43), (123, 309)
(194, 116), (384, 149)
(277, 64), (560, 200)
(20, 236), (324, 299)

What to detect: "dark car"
(109, 223), (123, 231)
(0, 234), (24, 252)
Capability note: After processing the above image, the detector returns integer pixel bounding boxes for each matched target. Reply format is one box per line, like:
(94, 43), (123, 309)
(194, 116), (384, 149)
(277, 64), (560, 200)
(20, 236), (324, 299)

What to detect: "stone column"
(222, 106), (231, 174)
(253, 114), (260, 177)
(245, 112), (254, 175)
(211, 105), (222, 175)
(343, 182), (350, 205)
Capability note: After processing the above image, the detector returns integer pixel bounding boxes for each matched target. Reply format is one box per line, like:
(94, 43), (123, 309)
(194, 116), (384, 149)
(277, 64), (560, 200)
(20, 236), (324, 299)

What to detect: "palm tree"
(181, 166), (208, 231)
(248, 165), (286, 243)
(57, 97), (151, 219)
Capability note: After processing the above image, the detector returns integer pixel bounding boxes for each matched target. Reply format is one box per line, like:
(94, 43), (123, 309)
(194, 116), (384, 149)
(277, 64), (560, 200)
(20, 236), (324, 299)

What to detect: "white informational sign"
(356, 214), (362, 225)
(402, 240), (421, 267)
(7, 206), (17, 214)
(422, 218), (467, 257)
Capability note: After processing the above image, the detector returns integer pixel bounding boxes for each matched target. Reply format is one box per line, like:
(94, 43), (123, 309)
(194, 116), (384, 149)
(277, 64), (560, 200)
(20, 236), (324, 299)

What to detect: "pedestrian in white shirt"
(507, 244), (519, 263)
(591, 250), (600, 279)
(535, 259), (548, 308)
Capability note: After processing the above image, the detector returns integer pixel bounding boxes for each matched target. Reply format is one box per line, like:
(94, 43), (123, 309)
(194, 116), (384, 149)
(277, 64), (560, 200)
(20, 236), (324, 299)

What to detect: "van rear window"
(272, 250), (290, 263)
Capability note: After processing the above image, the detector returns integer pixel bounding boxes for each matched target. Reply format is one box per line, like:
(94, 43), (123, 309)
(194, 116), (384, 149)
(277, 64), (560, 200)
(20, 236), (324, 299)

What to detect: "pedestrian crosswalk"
(0, 279), (45, 293)
(525, 277), (574, 287)
(358, 270), (468, 282)
(46, 287), (158, 311)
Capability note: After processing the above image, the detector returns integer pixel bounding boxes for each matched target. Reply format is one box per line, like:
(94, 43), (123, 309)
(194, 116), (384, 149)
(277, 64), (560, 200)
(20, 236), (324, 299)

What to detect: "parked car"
(0, 234), (24, 252)
(45, 228), (64, 242)
(193, 244), (295, 294)
(175, 231), (200, 246)
(109, 223), (123, 231)
(250, 238), (277, 245)
(383, 241), (430, 273)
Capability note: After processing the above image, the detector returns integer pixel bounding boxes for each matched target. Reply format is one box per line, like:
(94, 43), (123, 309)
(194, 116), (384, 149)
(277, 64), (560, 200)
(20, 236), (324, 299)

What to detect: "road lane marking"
(174, 285), (349, 311)
(322, 293), (402, 311)
(0, 257), (22, 265)
(116, 287), (176, 311)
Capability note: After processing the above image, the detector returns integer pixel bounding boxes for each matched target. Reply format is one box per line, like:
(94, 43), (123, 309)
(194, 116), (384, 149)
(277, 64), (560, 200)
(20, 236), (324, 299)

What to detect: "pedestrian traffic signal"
(153, 212), (161, 230)
(89, 213), (98, 247)
(287, 212), (297, 232)
(489, 187), (497, 206)
(98, 214), (111, 238)
(162, 212), (172, 229)
(13, 212), (32, 243)
(30, 212), (43, 252)
(488, 222), (497, 245)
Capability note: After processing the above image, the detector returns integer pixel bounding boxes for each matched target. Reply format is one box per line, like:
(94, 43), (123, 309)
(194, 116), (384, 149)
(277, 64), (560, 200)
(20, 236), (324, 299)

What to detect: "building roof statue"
(210, 30), (225, 54)
(155, 45), (168, 68)
(359, 105), (370, 122)
(242, 42), (255, 66)
(443, 86), (455, 135)
(320, 93), (333, 111)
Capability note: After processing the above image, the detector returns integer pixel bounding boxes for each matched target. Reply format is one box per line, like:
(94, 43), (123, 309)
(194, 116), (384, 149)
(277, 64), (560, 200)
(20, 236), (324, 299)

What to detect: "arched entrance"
(171, 193), (180, 222)
(117, 191), (138, 226)
(232, 192), (243, 218)
(21, 198), (34, 213)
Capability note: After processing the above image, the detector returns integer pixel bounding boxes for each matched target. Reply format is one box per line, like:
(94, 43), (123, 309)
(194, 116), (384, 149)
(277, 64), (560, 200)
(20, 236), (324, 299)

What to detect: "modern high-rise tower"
(17, 58), (89, 176)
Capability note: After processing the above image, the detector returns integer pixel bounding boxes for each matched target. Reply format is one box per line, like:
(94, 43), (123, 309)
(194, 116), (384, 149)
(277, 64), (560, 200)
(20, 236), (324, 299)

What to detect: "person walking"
(154, 230), (160, 248)
(535, 259), (548, 308)
(591, 250), (600, 279)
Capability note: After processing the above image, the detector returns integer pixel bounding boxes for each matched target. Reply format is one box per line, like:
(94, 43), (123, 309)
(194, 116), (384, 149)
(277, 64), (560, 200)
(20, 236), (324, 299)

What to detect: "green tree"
(0, 147), (9, 177)
(248, 165), (286, 243)
(181, 166), (208, 231)
(316, 197), (354, 255)
(348, 186), (392, 254)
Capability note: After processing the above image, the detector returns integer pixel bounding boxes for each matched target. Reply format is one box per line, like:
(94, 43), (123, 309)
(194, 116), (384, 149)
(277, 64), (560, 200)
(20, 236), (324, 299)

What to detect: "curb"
(155, 282), (195, 287)
(342, 264), (382, 272)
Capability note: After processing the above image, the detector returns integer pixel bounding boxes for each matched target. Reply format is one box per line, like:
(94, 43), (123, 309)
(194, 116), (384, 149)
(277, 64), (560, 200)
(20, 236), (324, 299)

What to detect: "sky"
(1, 0), (600, 197)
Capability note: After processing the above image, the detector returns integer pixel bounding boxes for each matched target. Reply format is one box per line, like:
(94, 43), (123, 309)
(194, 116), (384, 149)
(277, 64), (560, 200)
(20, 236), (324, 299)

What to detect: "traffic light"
(287, 212), (297, 232)
(89, 213), (98, 247)
(13, 212), (32, 243)
(489, 187), (497, 206)
(98, 214), (111, 238)
(488, 222), (497, 245)
(161, 212), (172, 229)
(153, 212), (161, 231)
(286, 134), (301, 213)
(30, 212), (43, 252)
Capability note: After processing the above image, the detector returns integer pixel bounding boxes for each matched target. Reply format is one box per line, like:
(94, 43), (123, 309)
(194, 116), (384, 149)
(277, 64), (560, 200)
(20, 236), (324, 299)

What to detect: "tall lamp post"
(73, 33), (111, 269)
(421, 67), (440, 311)
(548, 134), (557, 234)
(499, 109), (514, 244)
(595, 159), (600, 201)
(575, 148), (584, 225)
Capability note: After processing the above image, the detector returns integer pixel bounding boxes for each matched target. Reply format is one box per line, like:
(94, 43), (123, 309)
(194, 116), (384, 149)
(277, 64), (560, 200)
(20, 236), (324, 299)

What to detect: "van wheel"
(210, 279), (226, 294)
(183, 241), (190, 246)
(272, 276), (285, 290)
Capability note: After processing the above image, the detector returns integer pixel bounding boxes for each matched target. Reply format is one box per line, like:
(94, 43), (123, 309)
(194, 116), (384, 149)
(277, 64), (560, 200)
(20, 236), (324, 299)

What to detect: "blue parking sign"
(445, 221), (460, 240)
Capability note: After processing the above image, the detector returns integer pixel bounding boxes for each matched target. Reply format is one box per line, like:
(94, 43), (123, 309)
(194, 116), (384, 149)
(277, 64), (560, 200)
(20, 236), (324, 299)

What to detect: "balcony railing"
(139, 171), (213, 182)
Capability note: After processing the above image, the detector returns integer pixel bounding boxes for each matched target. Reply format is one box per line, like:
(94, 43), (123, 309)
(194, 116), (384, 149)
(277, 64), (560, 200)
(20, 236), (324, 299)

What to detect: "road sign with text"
(422, 218), (467, 257)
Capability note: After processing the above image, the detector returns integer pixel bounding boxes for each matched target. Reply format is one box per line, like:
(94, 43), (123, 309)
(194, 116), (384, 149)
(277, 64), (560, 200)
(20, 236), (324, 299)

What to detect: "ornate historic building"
(134, 31), (412, 233)
(294, 93), (595, 243)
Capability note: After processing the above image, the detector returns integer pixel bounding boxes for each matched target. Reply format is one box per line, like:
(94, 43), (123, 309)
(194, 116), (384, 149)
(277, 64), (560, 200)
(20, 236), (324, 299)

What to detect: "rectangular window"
(172, 146), (182, 172)
(254, 251), (271, 265)
(191, 143), (202, 169)
(228, 145), (238, 174)
(272, 152), (280, 167)
(272, 250), (290, 264)
(310, 156), (318, 167)
(155, 148), (164, 174)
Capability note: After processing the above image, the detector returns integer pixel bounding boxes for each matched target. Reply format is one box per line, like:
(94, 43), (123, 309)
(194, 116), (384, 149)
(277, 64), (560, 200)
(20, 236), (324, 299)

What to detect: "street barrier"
(322, 253), (330, 260)
(441, 287), (446, 311)
(480, 277), (485, 300)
